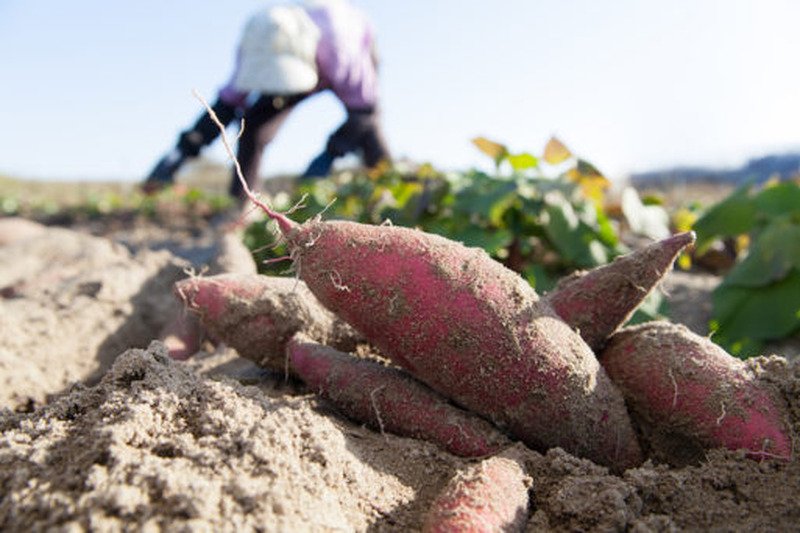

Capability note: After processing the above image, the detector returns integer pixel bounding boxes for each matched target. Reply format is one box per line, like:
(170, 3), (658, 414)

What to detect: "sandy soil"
(1, 216), (799, 531)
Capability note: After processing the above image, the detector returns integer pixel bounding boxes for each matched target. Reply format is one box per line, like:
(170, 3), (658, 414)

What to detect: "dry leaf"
(543, 136), (572, 165)
(472, 137), (508, 164)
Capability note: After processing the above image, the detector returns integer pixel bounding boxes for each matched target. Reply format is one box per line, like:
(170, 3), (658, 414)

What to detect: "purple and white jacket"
(219, 1), (379, 111)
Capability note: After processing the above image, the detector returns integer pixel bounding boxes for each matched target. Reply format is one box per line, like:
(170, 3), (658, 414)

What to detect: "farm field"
(1, 169), (799, 531)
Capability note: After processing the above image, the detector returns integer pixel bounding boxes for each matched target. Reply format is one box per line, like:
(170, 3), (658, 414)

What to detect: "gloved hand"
(142, 148), (185, 192)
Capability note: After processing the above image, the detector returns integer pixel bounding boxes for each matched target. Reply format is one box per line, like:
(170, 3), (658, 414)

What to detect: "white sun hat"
(234, 5), (321, 94)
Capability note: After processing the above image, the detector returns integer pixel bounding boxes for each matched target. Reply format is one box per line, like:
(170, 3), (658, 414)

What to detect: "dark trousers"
(326, 107), (390, 167)
(231, 94), (391, 199)
(229, 93), (311, 199)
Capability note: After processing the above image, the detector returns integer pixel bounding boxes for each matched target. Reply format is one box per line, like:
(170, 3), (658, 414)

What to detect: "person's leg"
(229, 93), (309, 200)
(357, 107), (391, 168)
(301, 107), (390, 179)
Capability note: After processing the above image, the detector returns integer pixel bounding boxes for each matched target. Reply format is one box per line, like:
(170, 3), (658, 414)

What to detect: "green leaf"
(594, 207), (620, 247)
(184, 188), (204, 203)
(566, 165), (610, 206)
(585, 238), (610, 265)
(710, 330), (763, 359)
(575, 159), (603, 177)
(723, 217), (800, 287)
(524, 263), (556, 292)
(621, 187), (670, 240)
(692, 183), (756, 252)
(388, 180), (423, 208)
(507, 152), (539, 171)
(449, 226), (514, 255)
(711, 269), (800, 356)
(452, 176), (518, 226)
(753, 181), (800, 219)
(627, 290), (669, 325)
(545, 214), (579, 260)
(544, 193), (607, 267)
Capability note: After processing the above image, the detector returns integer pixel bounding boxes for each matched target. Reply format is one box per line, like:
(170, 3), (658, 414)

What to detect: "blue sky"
(1, 0), (799, 182)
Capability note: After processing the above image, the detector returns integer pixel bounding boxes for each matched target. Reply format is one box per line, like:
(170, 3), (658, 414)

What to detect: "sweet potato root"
(174, 273), (361, 372)
(273, 217), (642, 471)
(288, 334), (511, 457)
(423, 448), (531, 532)
(600, 321), (792, 465)
(547, 231), (695, 351)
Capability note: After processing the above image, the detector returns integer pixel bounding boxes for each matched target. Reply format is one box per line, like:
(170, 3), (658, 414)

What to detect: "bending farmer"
(144, 0), (390, 201)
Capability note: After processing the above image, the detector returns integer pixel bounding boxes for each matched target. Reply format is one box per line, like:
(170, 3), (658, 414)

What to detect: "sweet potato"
(422, 448), (531, 532)
(160, 233), (256, 360)
(174, 273), (361, 372)
(547, 231), (695, 351)
(205, 104), (642, 469)
(288, 334), (511, 457)
(600, 321), (792, 465)
(160, 311), (203, 361)
(255, 211), (643, 470)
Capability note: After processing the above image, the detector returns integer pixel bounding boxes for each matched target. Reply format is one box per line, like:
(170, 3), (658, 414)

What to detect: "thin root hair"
(370, 385), (388, 439)
(314, 197), (337, 222)
(252, 230), (287, 254)
(262, 254), (293, 264)
(193, 89), (279, 219)
(285, 193), (309, 215)
(329, 270), (351, 292)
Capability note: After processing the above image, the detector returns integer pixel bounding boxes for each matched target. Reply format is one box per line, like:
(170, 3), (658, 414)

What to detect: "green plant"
(693, 179), (800, 356)
(253, 137), (629, 292)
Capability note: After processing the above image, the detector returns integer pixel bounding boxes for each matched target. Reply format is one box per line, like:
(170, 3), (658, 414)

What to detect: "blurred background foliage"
(245, 136), (673, 324)
(692, 179), (800, 357)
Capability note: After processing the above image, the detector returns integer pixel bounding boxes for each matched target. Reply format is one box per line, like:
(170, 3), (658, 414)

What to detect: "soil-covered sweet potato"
(600, 321), (792, 465)
(174, 273), (361, 373)
(288, 334), (511, 457)
(547, 231), (695, 351)
(423, 448), (531, 532)
(271, 216), (642, 471)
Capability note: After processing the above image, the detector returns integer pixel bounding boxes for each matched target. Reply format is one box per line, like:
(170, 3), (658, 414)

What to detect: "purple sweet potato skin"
(174, 273), (361, 372)
(601, 321), (792, 465)
(547, 231), (695, 351)
(423, 449), (531, 533)
(288, 335), (511, 457)
(283, 220), (642, 470)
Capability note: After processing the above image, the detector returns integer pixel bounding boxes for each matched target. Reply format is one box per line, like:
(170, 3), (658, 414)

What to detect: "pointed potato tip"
(173, 278), (198, 303)
(172, 277), (221, 315)
(662, 230), (696, 255)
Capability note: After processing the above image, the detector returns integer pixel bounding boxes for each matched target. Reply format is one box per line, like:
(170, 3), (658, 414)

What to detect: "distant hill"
(631, 152), (800, 186)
